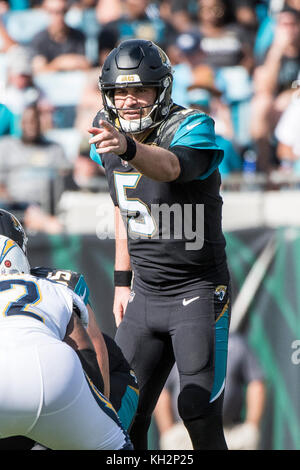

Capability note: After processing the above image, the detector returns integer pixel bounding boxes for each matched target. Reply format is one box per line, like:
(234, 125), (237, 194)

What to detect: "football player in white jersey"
(0, 235), (132, 450)
(0, 209), (138, 450)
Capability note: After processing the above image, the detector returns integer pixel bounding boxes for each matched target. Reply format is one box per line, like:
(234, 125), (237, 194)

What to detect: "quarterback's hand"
(88, 120), (127, 155)
(113, 286), (131, 327)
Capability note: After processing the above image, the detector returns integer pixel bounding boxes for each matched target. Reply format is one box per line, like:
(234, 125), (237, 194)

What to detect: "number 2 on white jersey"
(114, 172), (157, 238)
(0, 279), (44, 322)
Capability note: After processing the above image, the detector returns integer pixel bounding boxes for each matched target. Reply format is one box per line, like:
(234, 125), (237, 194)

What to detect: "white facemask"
(118, 104), (158, 133)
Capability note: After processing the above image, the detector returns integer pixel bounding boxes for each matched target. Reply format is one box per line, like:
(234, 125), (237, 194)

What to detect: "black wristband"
(114, 270), (132, 287)
(119, 135), (137, 161)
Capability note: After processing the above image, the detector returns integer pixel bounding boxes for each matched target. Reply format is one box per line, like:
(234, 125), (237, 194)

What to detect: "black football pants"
(115, 282), (231, 450)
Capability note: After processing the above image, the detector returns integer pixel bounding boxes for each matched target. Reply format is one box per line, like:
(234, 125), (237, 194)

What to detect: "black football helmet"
(0, 209), (28, 254)
(99, 39), (173, 134)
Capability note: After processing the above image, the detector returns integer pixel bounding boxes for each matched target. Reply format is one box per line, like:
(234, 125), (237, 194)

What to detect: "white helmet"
(0, 235), (30, 275)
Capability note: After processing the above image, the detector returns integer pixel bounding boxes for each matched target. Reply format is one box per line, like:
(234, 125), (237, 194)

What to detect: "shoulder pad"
(31, 267), (90, 305)
(31, 266), (53, 278)
(155, 107), (204, 149)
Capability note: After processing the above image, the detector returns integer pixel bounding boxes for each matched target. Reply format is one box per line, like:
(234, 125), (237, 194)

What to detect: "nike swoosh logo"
(186, 122), (202, 131)
(182, 296), (200, 306)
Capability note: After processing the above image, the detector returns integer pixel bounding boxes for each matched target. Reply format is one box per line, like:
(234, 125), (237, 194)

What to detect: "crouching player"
(0, 235), (132, 450)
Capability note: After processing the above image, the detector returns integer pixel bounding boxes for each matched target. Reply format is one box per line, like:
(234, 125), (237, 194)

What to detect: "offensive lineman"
(0, 235), (132, 450)
(89, 39), (231, 450)
(0, 208), (139, 450)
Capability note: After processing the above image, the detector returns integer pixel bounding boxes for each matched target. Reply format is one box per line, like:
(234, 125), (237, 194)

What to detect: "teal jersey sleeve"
(74, 274), (90, 306)
(90, 143), (104, 167)
(169, 113), (224, 180)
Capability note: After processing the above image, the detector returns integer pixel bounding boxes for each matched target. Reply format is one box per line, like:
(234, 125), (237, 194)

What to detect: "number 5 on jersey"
(114, 172), (157, 238)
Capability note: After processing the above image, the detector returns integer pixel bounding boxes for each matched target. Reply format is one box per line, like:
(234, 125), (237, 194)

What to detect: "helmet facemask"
(101, 75), (173, 134)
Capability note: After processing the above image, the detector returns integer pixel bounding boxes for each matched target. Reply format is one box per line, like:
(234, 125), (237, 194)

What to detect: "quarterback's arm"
(89, 117), (222, 182)
(89, 121), (180, 182)
(125, 141), (181, 182)
(113, 206), (131, 327)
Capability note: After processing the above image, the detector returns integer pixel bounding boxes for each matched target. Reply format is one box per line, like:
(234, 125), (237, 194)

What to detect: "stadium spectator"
(186, 83), (243, 179)
(196, 0), (255, 71)
(9, 137), (107, 235)
(158, 0), (197, 33)
(67, 0), (98, 15)
(75, 67), (103, 134)
(274, 90), (300, 174)
(0, 16), (16, 52)
(0, 235), (132, 450)
(22, 204), (64, 234)
(0, 104), (70, 212)
(223, 333), (266, 450)
(21, 139), (107, 234)
(65, 0), (99, 32)
(170, 30), (209, 108)
(0, 0), (9, 14)
(95, 0), (122, 25)
(254, 0), (300, 62)
(3, 46), (48, 136)
(192, 0), (255, 150)
(97, 0), (174, 62)
(30, 0), (90, 75)
(188, 70), (234, 140)
(231, 0), (259, 32)
(65, 0), (100, 65)
(62, 138), (106, 193)
(250, 5), (300, 173)
(169, 34), (236, 145)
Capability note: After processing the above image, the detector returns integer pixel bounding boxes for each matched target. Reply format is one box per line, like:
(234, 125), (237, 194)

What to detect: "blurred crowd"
(0, 0), (299, 231)
(0, 0), (274, 449)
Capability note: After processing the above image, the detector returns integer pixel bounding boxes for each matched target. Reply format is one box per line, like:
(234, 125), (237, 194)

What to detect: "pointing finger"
(87, 126), (103, 136)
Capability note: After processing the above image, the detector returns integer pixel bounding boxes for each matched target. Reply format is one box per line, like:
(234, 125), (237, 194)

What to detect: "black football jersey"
(90, 105), (229, 292)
